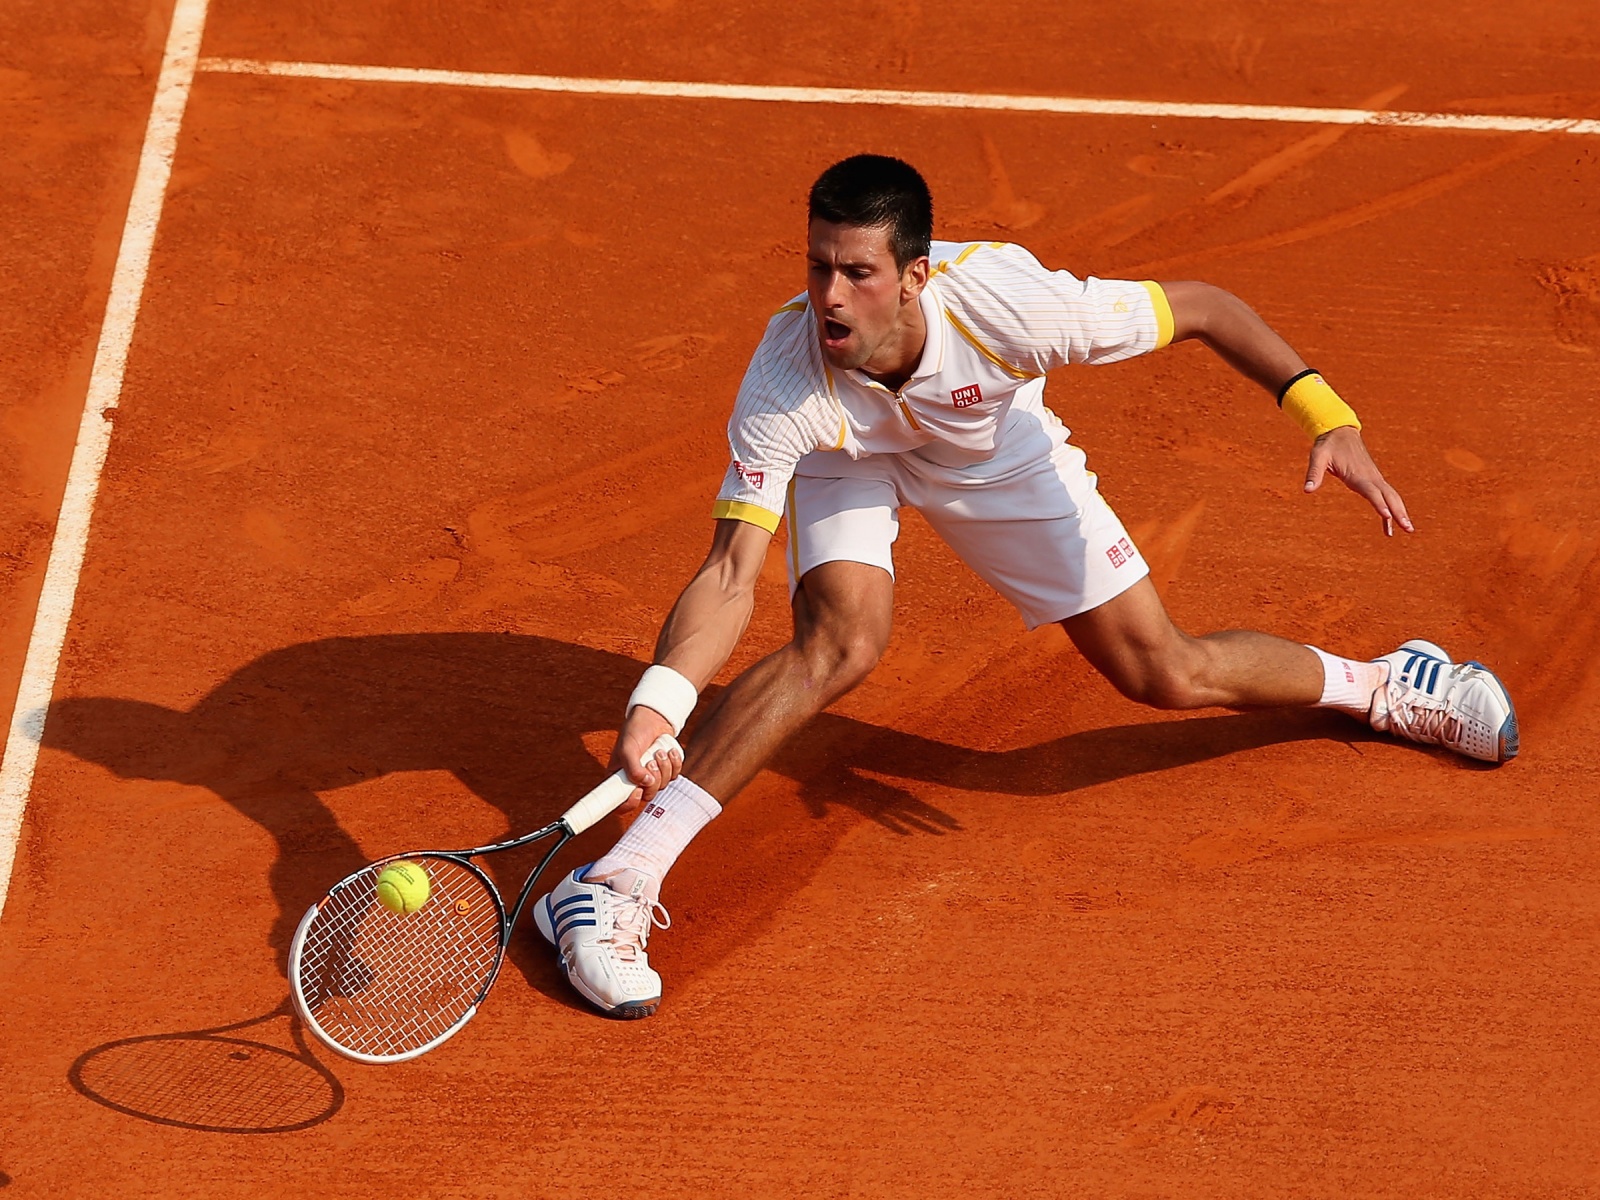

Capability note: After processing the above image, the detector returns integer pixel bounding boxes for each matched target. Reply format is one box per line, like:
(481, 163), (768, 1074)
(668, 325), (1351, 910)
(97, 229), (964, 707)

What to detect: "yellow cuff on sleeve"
(1139, 281), (1175, 350)
(1279, 370), (1361, 440)
(711, 499), (782, 533)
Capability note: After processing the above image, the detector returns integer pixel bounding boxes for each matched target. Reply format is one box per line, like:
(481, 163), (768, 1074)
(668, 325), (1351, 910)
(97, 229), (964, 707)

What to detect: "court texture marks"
(1, 0), (1598, 1195)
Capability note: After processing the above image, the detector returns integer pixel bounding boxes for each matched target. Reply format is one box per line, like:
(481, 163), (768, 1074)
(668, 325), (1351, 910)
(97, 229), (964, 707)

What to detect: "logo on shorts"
(951, 384), (983, 409)
(733, 461), (765, 489)
(1106, 537), (1137, 568)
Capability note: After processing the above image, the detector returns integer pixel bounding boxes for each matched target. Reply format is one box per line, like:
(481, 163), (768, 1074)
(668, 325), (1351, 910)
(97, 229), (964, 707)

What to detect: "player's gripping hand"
(609, 705), (684, 809)
(1304, 426), (1415, 538)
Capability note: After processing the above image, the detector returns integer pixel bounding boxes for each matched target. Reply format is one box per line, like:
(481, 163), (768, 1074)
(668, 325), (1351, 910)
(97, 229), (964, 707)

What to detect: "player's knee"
(1106, 659), (1207, 710)
(798, 625), (885, 696)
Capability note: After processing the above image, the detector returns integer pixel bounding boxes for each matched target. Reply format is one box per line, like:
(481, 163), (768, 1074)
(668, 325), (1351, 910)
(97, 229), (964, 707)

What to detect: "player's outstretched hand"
(609, 706), (684, 809)
(1303, 425), (1415, 537)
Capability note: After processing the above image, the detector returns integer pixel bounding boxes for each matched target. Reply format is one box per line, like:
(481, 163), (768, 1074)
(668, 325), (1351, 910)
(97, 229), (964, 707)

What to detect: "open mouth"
(822, 317), (851, 347)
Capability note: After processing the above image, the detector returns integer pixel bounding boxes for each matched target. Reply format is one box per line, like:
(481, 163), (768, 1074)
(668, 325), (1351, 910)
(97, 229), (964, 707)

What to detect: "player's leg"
(535, 471), (901, 1016)
(1059, 576), (1326, 709)
(680, 558), (894, 799)
(1060, 577), (1517, 761)
(921, 438), (1516, 763)
(592, 472), (900, 883)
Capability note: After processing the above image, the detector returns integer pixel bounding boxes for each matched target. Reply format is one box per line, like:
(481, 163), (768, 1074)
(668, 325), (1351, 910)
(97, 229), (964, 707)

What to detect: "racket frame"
(288, 733), (678, 1064)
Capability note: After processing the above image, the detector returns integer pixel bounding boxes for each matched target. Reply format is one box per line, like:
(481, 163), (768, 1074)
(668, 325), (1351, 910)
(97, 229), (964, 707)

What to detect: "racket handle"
(559, 733), (682, 836)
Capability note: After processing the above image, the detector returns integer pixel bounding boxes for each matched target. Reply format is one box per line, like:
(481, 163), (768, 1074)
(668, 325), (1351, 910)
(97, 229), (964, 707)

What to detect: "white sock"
(588, 775), (722, 901)
(1307, 645), (1389, 718)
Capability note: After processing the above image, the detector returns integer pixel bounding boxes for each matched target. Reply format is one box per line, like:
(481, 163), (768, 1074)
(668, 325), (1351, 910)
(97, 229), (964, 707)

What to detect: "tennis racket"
(288, 733), (680, 1064)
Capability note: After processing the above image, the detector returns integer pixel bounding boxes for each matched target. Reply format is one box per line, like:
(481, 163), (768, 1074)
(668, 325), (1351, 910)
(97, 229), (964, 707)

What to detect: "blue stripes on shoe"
(1400, 651), (1444, 693)
(555, 916), (597, 940)
(553, 893), (594, 913)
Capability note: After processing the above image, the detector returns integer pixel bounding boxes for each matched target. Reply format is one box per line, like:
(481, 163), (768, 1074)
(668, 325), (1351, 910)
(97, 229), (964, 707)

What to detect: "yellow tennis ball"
(375, 861), (430, 915)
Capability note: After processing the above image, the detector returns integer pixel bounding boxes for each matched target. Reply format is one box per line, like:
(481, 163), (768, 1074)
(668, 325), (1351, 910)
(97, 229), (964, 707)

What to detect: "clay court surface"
(3, 0), (1600, 1194)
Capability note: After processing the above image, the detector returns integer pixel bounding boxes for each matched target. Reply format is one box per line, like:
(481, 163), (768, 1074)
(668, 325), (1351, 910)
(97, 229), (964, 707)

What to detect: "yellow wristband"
(1279, 370), (1361, 440)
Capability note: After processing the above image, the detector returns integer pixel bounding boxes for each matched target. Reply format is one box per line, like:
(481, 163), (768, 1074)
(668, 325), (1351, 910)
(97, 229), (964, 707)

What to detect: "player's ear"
(900, 255), (930, 301)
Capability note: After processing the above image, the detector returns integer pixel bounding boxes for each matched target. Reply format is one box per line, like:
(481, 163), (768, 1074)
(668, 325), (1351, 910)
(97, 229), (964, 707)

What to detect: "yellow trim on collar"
(712, 499), (782, 533)
(932, 241), (1004, 276)
(942, 307), (1040, 381)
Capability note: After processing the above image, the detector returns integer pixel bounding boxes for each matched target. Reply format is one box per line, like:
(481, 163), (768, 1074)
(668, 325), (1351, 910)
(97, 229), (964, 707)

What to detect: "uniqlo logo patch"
(951, 384), (983, 409)
(1106, 537), (1137, 568)
(733, 461), (764, 489)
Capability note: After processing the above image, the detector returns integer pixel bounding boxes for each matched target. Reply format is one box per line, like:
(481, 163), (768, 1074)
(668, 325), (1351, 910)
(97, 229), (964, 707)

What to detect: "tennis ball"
(375, 860), (430, 915)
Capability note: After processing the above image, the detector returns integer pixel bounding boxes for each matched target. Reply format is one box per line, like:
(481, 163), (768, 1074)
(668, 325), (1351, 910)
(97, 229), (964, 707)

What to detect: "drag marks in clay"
(342, 558), (461, 617)
(562, 332), (723, 393)
(1472, 491), (1600, 726)
(1131, 134), (1550, 276)
(1534, 249), (1600, 352)
(1125, 1084), (1238, 1139)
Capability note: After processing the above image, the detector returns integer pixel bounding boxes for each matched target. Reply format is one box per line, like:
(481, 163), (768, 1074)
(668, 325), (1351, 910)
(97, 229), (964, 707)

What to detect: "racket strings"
(294, 857), (504, 1058)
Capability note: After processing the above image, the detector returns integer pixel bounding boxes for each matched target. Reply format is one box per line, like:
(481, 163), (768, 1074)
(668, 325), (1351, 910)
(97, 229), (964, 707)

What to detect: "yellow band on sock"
(1279, 370), (1361, 440)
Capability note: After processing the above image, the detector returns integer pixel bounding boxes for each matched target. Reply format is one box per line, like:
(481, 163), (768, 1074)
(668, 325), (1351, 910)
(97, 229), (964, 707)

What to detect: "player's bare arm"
(609, 517), (771, 802)
(1160, 280), (1414, 537)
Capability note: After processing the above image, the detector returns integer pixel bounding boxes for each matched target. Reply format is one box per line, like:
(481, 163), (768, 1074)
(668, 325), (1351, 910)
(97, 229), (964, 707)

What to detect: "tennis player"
(533, 154), (1518, 1018)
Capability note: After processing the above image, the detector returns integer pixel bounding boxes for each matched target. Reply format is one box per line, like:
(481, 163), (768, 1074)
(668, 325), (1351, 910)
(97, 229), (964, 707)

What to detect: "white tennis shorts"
(785, 417), (1149, 629)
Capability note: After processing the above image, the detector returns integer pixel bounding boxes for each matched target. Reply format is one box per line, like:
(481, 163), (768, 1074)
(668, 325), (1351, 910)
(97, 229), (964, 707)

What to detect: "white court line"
(0, 0), (211, 922)
(199, 56), (1600, 137)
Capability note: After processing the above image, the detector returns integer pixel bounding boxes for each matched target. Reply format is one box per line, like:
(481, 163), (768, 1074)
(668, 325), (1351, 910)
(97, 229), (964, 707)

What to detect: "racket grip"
(559, 733), (682, 836)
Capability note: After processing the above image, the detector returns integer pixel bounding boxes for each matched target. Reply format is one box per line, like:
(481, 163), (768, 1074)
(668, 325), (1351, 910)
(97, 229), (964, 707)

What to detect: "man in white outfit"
(533, 154), (1518, 1018)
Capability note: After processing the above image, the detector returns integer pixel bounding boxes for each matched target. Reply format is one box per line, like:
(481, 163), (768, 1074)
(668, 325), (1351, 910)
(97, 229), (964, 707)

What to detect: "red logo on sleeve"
(951, 384), (983, 409)
(733, 461), (765, 489)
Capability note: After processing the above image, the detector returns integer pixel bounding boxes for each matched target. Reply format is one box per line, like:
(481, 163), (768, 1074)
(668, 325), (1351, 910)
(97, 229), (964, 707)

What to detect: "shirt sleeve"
(711, 311), (843, 534)
(940, 242), (1173, 375)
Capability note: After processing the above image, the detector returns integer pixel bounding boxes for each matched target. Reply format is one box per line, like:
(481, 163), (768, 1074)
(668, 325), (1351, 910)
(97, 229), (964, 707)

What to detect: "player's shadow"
(41, 633), (1350, 1002)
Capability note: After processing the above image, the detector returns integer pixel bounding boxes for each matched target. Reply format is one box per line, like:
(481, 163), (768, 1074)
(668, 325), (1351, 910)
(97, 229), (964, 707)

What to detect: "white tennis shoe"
(1368, 639), (1519, 763)
(533, 866), (669, 1019)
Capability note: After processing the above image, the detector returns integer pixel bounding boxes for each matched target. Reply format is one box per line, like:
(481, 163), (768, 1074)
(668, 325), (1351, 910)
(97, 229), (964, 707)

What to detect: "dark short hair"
(808, 154), (933, 269)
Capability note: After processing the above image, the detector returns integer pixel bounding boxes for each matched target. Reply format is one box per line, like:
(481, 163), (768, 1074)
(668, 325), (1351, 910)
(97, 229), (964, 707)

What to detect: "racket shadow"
(67, 1002), (344, 1134)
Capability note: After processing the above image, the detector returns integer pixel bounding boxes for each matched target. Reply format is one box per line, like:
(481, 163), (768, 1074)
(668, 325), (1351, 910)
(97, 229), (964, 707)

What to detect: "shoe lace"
(1388, 683), (1463, 744)
(600, 893), (671, 963)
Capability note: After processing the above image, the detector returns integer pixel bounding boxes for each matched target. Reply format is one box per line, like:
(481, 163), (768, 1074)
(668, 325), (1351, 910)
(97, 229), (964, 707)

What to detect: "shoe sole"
(533, 894), (662, 1019)
(1399, 639), (1519, 764)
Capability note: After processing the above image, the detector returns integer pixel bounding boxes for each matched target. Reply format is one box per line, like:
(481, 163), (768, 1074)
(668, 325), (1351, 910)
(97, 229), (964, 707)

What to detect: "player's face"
(806, 219), (925, 373)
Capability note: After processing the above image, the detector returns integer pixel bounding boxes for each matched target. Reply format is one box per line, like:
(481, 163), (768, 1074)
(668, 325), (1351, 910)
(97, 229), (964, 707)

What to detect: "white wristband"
(626, 664), (699, 735)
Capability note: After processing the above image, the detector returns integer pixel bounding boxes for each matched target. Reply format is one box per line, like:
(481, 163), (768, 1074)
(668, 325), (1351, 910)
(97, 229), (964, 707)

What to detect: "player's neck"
(859, 300), (928, 393)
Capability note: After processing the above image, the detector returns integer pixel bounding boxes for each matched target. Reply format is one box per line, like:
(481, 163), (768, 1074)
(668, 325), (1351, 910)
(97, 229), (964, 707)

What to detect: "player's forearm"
(652, 562), (758, 690)
(1160, 280), (1306, 394)
(650, 518), (770, 691)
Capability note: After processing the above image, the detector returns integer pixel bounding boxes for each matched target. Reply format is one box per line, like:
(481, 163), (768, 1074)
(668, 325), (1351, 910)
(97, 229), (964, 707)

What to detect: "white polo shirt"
(711, 240), (1174, 532)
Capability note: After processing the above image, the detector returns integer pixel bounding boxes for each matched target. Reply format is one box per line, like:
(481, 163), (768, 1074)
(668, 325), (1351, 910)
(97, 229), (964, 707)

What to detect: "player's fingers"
(1346, 474), (1396, 536)
(1304, 444), (1332, 493)
(1383, 481), (1415, 533)
(651, 747), (681, 788)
